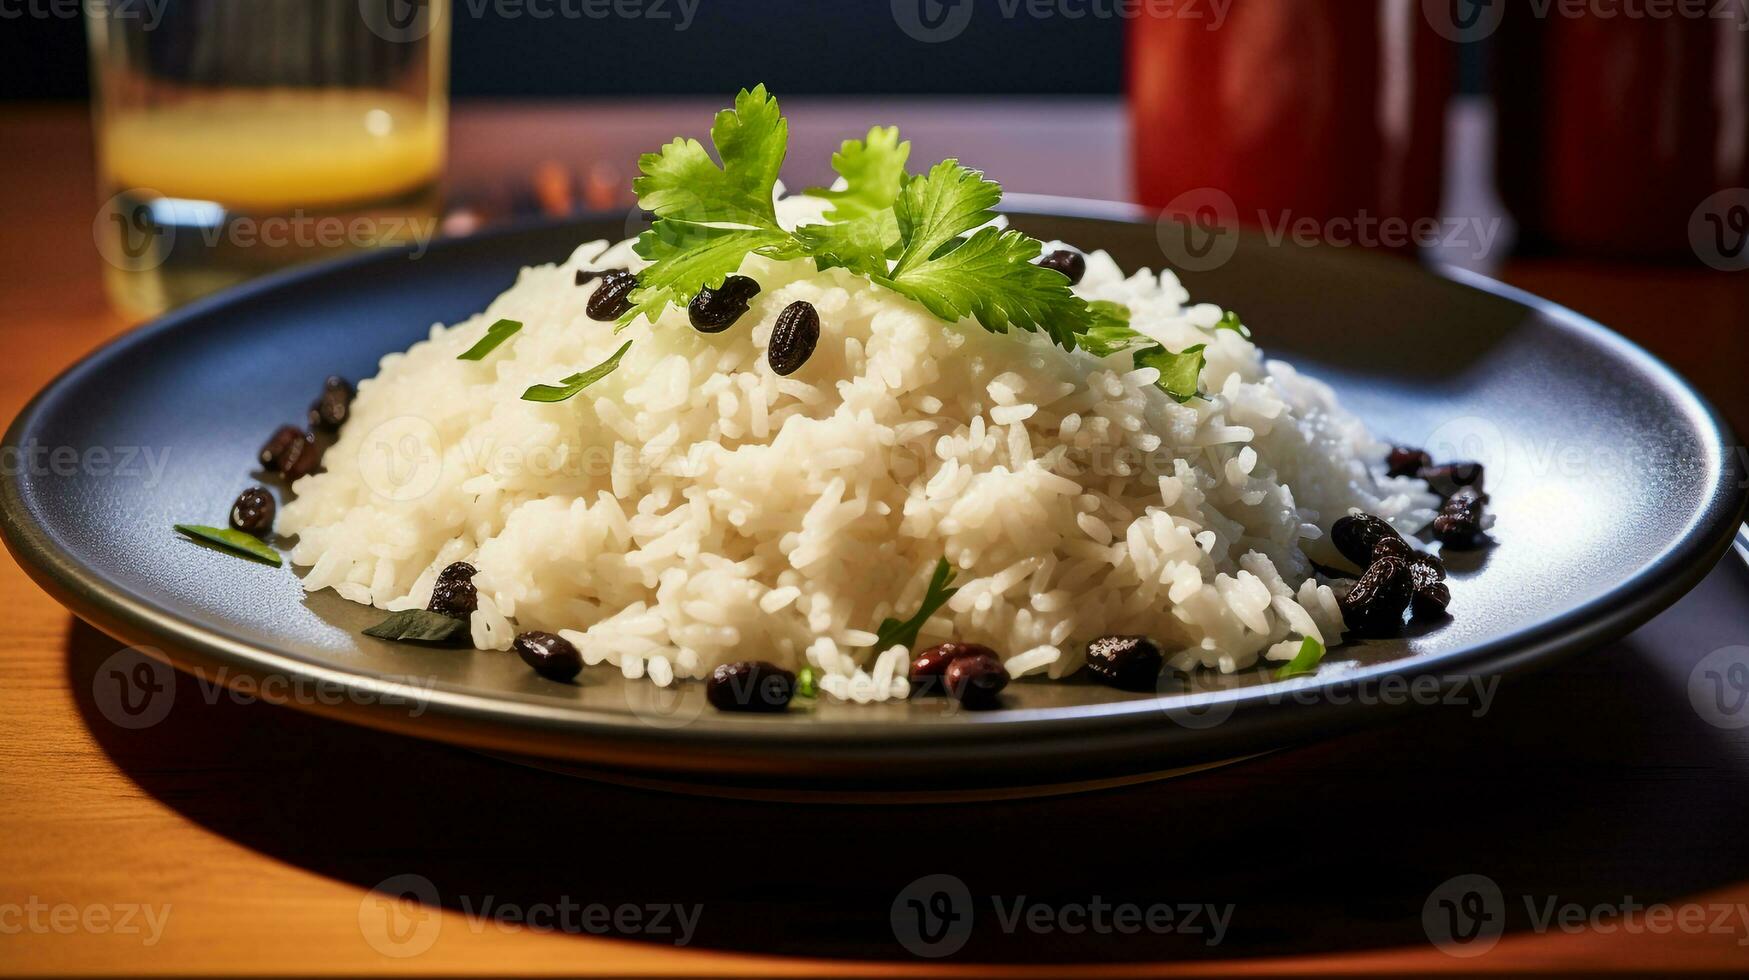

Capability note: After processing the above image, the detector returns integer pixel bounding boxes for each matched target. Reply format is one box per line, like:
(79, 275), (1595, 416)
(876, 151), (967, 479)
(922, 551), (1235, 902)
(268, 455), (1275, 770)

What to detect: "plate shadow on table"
(64, 557), (1749, 964)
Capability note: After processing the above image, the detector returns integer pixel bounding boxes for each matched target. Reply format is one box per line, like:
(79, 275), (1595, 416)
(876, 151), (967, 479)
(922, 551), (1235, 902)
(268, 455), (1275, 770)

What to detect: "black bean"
(1432, 486), (1489, 548)
(1371, 535), (1413, 563)
(768, 300), (820, 376)
(1331, 514), (1404, 568)
(706, 661), (795, 712)
(586, 270), (639, 321)
(1084, 635), (1164, 691)
(260, 425), (323, 480)
(514, 631), (583, 682)
(944, 653), (1008, 709)
(229, 486), (275, 536)
(1386, 446), (1433, 478)
(575, 266), (624, 287)
(438, 561), (477, 582)
(1037, 249), (1087, 286)
(259, 425), (301, 469)
(1339, 556), (1413, 636)
(427, 577), (478, 619)
(1420, 462), (1485, 499)
(911, 641), (1000, 696)
(1408, 553), (1446, 586)
(308, 376), (354, 430)
(688, 275), (761, 333)
(1412, 580), (1451, 619)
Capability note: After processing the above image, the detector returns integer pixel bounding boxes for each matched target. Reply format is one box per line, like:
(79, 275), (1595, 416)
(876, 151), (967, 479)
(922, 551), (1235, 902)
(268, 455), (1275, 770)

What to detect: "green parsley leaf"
(795, 666), (817, 699)
(1273, 636), (1328, 680)
(175, 524), (281, 566)
(632, 84), (787, 231)
(1135, 342), (1206, 404)
(890, 159), (1002, 277)
(457, 318), (523, 361)
(622, 223), (789, 326)
(1216, 310), (1252, 338)
(1075, 302), (1147, 357)
(871, 557), (960, 653)
(807, 125), (911, 222)
(880, 226), (1088, 349)
(521, 340), (634, 403)
(363, 609), (469, 644)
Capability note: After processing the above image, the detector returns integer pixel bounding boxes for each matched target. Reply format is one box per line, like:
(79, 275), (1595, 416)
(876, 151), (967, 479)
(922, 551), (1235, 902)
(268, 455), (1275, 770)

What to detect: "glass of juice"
(86, 0), (450, 317)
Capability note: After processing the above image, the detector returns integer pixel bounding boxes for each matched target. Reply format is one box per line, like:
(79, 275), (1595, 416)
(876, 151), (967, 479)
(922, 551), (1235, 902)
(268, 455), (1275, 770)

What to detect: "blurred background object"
(1130, 0), (1452, 254)
(87, 0), (449, 316)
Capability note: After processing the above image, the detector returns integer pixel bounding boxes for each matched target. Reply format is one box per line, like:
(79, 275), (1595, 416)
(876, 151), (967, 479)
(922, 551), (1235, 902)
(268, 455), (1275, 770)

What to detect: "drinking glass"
(86, 0), (450, 317)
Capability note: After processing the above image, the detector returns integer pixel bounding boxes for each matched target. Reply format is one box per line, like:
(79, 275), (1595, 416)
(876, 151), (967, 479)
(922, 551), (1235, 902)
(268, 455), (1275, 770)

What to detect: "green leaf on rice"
(456, 318), (523, 360)
(1273, 637), (1327, 680)
(1134, 342), (1207, 404)
(521, 340), (634, 403)
(871, 557), (960, 653)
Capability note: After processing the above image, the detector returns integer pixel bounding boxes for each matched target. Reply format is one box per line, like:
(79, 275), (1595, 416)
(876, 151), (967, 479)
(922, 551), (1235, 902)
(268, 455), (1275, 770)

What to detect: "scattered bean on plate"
(308, 376), (354, 430)
(706, 660), (796, 712)
(1432, 486), (1490, 548)
(427, 561), (479, 619)
(586, 270), (639, 321)
(575, 267), (624, 287)
(1331, 513), (1404, 568)
(688, 275), (761, 333)
(910, 641), (999, 695)
(1084, 635), (1164, 691)
(514, 631), (583, 682)
(228, 486), (275, 536)
(1386, 445), (1433, 478)
(1036, 249), (1087, 286)
(1338, 556), (1415, 636)
(258, 425), (323, 480)
(943, 652), (1009, 709)
(768, 301), (820, 376)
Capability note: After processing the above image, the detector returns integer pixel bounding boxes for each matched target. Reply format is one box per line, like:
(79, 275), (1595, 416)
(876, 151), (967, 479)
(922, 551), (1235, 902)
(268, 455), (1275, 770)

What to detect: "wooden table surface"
(3, 101), (1749, 977)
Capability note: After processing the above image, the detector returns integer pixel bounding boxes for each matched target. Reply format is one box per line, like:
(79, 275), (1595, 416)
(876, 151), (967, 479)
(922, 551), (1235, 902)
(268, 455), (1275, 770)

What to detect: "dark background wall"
(1, 1), (1126, 100)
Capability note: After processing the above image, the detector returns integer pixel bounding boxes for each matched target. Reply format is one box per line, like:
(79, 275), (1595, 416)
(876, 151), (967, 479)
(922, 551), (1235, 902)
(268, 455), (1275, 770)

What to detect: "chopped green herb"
(457, 318), (523, 360)
(521, 340), (634, 403)
(1216, 310), (1252, 338)
(795, 126), (909, 277)
(1135, 342), (1207, 404)
(174, 524), (281, 566)
(363, 609), (470, 643)
(795, 666), (817, 699)
(1273, 636), (1327, 680)
(872, 557), (960, 653)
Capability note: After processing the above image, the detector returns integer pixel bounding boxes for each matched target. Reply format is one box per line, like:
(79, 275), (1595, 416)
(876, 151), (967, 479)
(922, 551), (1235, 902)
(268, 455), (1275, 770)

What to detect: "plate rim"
(5, 200), (1745, 772)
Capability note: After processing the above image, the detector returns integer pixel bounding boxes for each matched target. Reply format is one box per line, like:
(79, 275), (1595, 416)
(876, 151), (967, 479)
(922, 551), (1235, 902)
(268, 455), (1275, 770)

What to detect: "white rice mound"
(280, 197), (1439, 697)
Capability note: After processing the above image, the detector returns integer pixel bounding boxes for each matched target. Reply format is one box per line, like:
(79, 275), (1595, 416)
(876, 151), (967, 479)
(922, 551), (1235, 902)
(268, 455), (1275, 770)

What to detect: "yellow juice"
(96, 90), (446, 318)
(104, 91), (443, 210)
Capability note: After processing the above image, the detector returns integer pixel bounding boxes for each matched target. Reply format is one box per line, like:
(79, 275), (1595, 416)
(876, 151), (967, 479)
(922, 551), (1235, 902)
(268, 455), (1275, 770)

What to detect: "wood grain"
(2, 103), (1748, 977)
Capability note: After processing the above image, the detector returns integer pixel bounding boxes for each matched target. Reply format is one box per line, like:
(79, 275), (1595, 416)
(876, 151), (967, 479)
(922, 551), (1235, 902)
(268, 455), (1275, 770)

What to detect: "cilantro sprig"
(527, 86), (1216, 404)
(872, 557), (960, 653)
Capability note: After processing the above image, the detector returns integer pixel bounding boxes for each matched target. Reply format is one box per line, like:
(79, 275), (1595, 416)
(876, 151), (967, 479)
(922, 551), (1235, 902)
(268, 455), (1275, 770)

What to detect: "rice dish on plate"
(275, 88), (1444, 704)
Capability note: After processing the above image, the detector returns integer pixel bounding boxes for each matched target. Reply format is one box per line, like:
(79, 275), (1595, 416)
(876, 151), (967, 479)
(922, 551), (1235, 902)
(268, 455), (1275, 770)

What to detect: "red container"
(1129, 1), (1452, 250)
(1496, 12), (1749, 260)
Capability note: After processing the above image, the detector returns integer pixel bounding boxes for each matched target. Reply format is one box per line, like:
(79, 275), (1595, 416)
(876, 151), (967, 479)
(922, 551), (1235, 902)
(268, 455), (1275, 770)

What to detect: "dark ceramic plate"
(5, 198), (1744, 797)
